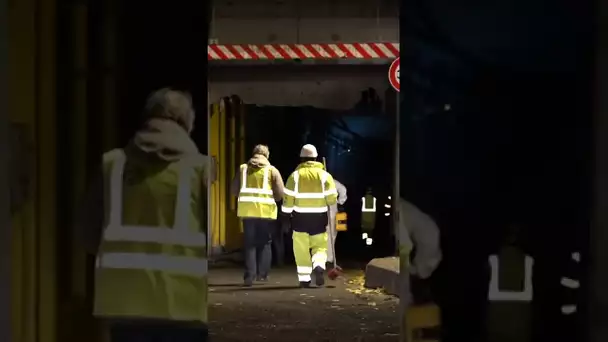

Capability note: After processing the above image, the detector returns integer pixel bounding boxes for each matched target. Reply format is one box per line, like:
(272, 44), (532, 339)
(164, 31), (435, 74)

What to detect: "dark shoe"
(243, 276), (253, 287)
(256, 275), (269, 282)
(313, 266), (325, 287)
(299, 281), (311, 288)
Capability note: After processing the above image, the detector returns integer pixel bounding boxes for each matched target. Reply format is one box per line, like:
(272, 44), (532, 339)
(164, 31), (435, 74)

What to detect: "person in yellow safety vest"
(230, 144), (285, 286)
(326, 179), (347, 267)
(361, 187), (377, 244)
(75, 88), (211, 342)
(282, 144), (338, 288)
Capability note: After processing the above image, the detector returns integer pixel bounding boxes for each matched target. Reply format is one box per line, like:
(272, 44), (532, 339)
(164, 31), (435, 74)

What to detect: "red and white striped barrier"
(208, 43), (399, 60)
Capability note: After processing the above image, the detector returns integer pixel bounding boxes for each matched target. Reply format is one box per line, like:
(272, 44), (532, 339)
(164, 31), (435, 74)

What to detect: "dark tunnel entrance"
(242, 105), (396, 264)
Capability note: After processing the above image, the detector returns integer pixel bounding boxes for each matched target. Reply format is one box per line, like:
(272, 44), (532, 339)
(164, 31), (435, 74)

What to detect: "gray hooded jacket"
(75, 118), (213, 254)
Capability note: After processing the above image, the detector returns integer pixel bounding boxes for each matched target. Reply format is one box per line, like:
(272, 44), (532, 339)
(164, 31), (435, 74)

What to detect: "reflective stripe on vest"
(361, 196), (377, 212)
(237, 165), (275, 204)
(98, 151), (207, 276)
(282, 171), (337, 214)
(488, 253), (534, 302)
(237, 165), (278, 219)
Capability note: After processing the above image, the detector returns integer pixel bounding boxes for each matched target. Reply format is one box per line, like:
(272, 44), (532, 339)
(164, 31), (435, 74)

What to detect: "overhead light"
(365, 238), (373, 245)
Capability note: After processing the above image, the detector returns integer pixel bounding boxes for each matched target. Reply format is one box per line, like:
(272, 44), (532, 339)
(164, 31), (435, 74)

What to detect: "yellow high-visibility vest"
(361, 194), (376, 230)
(94, 149), (207, 323)
(237, 164), (278, 219)
(282, 161), (337, 214)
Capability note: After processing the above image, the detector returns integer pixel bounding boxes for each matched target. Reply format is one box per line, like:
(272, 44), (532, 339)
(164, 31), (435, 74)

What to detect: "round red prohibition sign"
(388, 57), (400, 92)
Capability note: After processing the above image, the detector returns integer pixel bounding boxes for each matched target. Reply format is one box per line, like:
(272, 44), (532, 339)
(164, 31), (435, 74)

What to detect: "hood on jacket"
(128, 118), (199, 162)
(296, 161), (324, 170)
(247, 154), (270, 168)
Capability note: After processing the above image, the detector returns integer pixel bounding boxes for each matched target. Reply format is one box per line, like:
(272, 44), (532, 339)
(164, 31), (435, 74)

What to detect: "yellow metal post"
(62, 3), (96, 342)
(9, 0), (58, 339)
(37, 0), (58, 339)
(224, 96), (242, 251)
(101, 0), (117, 151)
(218, 99), (227, 249)
(225, 97), (238, 248)
(209, 103), (223, 252)
(238, 98), (245, 172)
(229, 100), (237, 212)
(69, 0), (88, 305)
(0, 1), (10, 342)
(238, 96), (245, 235)
(8, 0), (38, 337)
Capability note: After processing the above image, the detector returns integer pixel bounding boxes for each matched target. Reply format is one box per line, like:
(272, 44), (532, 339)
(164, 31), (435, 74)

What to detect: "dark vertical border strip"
(589, 0), (608, 340)
(0, 0), (11, 340)
(33, 0), (42, 339)
(54, 0), (73, 308)
(398, 0), (409, 339)
(87, 0), (100, 172)
(579, 0), (597, 339)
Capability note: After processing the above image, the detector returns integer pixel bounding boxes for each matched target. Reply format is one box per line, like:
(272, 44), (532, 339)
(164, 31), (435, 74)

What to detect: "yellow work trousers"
(293, 231), (328, 282)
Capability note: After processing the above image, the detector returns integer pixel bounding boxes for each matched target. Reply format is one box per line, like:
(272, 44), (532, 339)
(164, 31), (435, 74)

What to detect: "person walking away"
(361, 187), (377, 243)
(326, 179), (347, 268)
(231, 144), (284, 286)
(75, 88), (211, 342)
(282, 144), (338, 288)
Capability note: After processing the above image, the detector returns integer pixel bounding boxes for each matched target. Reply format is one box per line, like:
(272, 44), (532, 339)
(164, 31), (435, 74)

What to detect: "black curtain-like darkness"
(400, 0), (593, 341)
(118, 0), (209, 149)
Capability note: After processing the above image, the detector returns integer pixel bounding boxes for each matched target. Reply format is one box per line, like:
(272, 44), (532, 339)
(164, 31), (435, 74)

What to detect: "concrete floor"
(208, 266), (400, 341)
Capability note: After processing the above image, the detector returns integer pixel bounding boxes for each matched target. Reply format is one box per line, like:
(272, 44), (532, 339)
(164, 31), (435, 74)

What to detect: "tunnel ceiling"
(405, 0), (591, 73)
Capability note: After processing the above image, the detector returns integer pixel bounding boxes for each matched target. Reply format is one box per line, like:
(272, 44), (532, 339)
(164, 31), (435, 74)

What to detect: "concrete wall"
(209, 64), (392, 109)
(209, 0), (398, 45)
(208, 0), (399, 109)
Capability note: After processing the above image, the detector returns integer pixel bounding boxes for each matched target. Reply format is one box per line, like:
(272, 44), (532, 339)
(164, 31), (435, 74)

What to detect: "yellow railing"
(9, 0), (58, 340)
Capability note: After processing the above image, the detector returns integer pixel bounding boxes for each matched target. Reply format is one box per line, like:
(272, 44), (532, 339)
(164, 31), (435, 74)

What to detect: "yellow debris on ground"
(344, 273), (395, 303)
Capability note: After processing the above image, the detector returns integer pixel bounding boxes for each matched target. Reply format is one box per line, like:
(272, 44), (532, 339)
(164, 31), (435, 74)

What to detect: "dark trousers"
(110, 322), (208, 342)
(431, 257), (491, 342)
(271, 220), (285, 266)
(242, 218), (273, 280)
